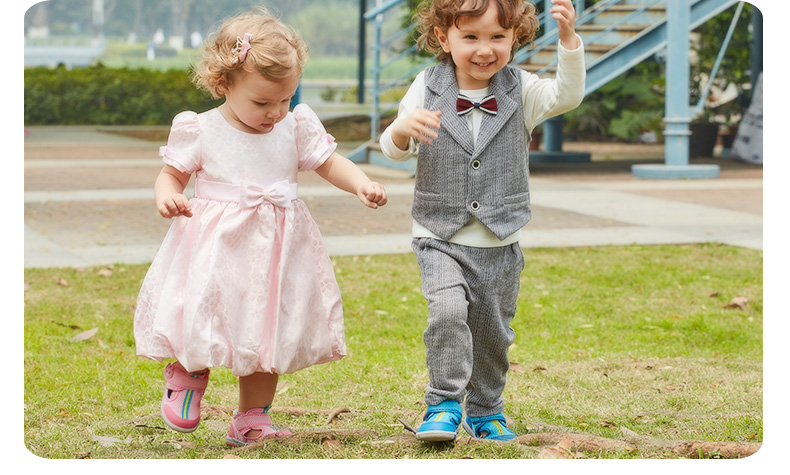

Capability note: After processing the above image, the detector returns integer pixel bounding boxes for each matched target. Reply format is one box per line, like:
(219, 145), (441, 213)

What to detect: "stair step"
(583, 3), (666, 26)
(575, 23), (652, 46)
(524, 42), (615, 66)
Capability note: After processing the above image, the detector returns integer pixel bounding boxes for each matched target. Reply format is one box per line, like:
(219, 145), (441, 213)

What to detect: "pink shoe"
(225, 406), (293, 447)
(160, 362), (209, 433)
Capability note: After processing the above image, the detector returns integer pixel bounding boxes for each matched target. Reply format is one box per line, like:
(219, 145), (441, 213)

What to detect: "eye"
(464, 34), (477, 40)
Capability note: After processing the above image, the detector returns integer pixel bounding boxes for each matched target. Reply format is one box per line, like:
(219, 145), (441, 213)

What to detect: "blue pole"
(543, 0), (562, 152)
(632, 0), (718, 179)
(664, 0), (691, 167)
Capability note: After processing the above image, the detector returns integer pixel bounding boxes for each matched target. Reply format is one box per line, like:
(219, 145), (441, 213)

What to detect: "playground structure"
(350, 0), (762, 179)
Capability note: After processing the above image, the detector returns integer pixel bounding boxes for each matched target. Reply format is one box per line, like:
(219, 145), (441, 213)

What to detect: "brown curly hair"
(416, 0), (538, 62)
(192, 9), (309, 99)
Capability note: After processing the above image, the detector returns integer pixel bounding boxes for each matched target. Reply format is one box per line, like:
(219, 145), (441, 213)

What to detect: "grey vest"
(413, 60), (531, 241)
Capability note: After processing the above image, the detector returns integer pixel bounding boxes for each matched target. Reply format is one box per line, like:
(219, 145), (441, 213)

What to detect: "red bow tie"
(456, 94), (497, 115)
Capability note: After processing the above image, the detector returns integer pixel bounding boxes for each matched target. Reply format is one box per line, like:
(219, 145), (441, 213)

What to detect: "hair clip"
(231, 33), (252, 64)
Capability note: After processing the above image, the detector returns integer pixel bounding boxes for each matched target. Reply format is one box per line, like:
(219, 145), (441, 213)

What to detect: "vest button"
(470, 200), (480, 211)
(471, 159), (481, 170)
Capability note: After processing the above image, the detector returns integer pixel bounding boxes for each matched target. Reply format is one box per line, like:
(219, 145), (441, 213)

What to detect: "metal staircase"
(351, 0), (746, 178)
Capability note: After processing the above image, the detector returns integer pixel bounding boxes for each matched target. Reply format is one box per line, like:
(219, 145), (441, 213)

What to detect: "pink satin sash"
(194, 178), (298, 208)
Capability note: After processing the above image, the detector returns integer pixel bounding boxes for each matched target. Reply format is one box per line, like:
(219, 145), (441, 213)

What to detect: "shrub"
(24, 65), (222, 125)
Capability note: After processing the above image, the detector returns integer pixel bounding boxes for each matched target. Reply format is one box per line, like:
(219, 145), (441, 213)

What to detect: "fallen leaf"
(724, 295), (748, 309)
(97, 268), (113, 277)
(71, 327), (99, 342)
(601, 421), (617, 428)
(537, 437), (574, 459)
(56, 278), (68, 287)
(509, 362), (524, 373)
(91, 434), (122, 447)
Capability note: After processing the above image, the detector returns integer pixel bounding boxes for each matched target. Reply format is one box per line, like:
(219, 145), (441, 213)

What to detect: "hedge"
(24, 65), (222, 125)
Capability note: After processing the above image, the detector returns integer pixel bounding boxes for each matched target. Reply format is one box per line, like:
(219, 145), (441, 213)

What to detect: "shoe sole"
(161, 405), (199, 433)
(415, 429), (457, 442)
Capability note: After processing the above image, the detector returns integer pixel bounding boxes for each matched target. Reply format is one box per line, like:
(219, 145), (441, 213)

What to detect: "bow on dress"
(239, 180), (298, 208)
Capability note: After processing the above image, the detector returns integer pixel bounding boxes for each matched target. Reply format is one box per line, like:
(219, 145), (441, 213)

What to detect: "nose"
(477, 42), (493, 57)
(265, 107), (280, 120)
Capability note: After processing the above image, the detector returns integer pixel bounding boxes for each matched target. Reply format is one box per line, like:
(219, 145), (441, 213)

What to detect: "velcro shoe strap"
(425, 399), (462, 419)
(234, 408), (276, 437)
(164, 364), (209, 391)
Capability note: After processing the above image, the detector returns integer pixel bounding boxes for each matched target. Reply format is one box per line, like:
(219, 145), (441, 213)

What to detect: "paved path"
(23, 125), (763, 269)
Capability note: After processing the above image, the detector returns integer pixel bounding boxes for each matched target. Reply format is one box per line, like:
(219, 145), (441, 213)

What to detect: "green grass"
(23, 244), (762, 459)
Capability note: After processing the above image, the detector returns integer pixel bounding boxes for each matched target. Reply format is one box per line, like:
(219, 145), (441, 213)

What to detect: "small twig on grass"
(229, 429), (378, 452)
(325, 407), (350, 424)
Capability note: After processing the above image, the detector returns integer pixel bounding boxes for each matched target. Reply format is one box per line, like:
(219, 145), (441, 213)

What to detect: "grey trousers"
(412, 237), (524, 417)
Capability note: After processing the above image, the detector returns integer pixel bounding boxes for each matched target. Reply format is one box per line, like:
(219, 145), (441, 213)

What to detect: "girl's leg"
(237, 372), (279, 438)
(238, 372), (278, 411)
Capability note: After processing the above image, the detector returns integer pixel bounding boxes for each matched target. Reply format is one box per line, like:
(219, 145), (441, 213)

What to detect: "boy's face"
(435, 2), (516, 89)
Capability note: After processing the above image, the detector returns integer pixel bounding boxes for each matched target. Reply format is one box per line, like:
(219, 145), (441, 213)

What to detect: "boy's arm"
(520, 33), (586, 132)
(379, 72), (428, 161)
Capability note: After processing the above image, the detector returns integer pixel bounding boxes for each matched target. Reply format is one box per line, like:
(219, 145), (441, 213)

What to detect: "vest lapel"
(473, 67), (520, 159)
(426, 61), (474, 155)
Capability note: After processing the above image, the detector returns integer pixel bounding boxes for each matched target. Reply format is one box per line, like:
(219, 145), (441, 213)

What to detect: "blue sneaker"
(462, 413), (516, 441)
(416, 400), (462, 442)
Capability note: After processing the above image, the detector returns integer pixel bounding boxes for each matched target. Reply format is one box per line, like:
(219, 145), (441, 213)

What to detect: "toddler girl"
(134, 10), (387, 447)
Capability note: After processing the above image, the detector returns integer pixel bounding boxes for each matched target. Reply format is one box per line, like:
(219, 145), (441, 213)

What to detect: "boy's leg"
(464, 243), (524, 418)
(412, 238), (474, 406)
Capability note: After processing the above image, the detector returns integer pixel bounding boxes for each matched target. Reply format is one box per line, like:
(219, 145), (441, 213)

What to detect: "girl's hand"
(356, 182), (388, 209)
(551, 0), (579, 49)
(158, 193), (193, 218)
(392, 108), (442, 147)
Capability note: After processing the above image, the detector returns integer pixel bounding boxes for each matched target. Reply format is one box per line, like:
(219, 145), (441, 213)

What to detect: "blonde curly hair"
(192, 9), (309, 98)
(416, 0), (538, 62)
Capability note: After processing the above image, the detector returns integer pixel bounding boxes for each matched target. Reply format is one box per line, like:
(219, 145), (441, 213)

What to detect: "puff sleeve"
(294, 104), (338, 171)
(159, 111), (201, 174)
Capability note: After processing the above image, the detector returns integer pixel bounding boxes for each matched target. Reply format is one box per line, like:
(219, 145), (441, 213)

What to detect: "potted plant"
(688, 3), (754, 157)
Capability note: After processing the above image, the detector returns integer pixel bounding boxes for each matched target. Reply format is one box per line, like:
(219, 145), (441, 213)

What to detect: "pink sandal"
(160, 361), (209, 433)
(225, 406), (293, 447)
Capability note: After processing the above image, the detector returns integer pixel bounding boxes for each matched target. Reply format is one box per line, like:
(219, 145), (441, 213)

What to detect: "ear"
(216, 75), (230, 96)
(434, 26), (451, 53)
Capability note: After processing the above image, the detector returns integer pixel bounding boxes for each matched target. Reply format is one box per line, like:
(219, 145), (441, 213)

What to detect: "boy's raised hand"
(393, 108), (443, 147)
(551, 0), (579, 49)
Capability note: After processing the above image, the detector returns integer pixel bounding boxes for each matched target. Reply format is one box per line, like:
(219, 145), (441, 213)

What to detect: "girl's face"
(219, 69), (300, 134)
(435, 2), (516, 89)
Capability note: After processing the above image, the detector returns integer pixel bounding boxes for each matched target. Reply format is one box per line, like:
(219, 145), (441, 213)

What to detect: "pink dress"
(134, 104), (346, 377)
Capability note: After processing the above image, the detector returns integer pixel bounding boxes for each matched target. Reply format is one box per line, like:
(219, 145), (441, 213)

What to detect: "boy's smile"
(434, 2), (516, 89)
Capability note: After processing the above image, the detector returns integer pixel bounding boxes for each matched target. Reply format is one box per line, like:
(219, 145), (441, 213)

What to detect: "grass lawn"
(23, 244), (762, 459)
